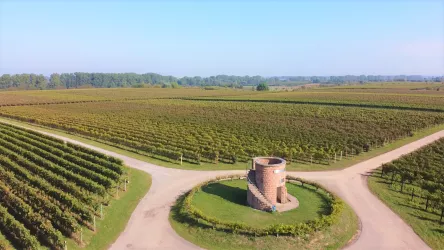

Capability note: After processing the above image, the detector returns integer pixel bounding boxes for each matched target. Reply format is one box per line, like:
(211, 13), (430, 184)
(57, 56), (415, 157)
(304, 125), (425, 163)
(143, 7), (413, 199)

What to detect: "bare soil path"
(3, 120), (443, 250)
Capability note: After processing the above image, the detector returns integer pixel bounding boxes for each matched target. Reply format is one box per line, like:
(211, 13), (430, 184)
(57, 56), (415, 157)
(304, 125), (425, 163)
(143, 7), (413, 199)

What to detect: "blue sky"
(0, 1), (443, 76)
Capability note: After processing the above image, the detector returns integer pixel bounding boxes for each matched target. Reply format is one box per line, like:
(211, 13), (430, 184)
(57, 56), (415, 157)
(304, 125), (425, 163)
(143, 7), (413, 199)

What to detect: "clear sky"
(0, 0), (443, 76)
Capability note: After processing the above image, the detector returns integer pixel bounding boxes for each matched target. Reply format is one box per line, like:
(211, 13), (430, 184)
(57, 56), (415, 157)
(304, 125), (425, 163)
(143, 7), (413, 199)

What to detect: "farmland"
(185, 89), (444, 112)
(0, 86), (442, 249)
(0, 88), (251, 107)
(0, 87), (444, 170)
(0, 122), (151, 249)
(1, 99), (444, 167)
(368, 138), (444, 249)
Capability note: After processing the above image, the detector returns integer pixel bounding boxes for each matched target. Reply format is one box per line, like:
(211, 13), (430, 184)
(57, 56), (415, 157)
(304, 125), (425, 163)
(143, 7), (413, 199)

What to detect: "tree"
(0, 74), (12, 89)
(48, 73), (62, 89)
(170, 82), (180, 89)
(256, 82), (269, 91)
(35, 74), (47, 89)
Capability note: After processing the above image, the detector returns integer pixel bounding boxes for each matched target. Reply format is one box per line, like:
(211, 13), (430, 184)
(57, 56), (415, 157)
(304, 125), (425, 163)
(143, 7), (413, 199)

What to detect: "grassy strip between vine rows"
(178, 175), (343, 237)
(0, 121), (151, 249)
(66, 167), (151, 250)
(0, 166), (151, 250)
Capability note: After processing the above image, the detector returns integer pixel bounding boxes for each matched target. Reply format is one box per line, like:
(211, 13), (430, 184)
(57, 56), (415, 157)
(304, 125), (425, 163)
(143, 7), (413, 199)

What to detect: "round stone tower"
(253, 157), (287, 205)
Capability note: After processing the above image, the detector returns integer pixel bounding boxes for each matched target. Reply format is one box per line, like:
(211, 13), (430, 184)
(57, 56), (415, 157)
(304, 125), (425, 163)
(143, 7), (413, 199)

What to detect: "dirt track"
(3, 121), (443, 250)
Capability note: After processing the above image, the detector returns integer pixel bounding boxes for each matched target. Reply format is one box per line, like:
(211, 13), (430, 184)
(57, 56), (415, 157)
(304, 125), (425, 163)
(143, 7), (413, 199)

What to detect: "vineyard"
(369, 138), (444, 248)
(380, 138), (444, 218)
(184, 90), (444, 112)
(0, 88), (250, 107)
(0, 122), (126, 249)
(1, 98), (444, 167)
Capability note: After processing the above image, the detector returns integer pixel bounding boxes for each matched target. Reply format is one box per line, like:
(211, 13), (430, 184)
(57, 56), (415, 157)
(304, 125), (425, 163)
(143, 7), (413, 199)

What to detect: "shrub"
(256, 82), (269, 91)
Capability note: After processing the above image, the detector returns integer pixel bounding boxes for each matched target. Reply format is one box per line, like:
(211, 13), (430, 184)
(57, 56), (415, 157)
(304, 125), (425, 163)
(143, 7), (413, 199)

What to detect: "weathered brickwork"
(277, 185), (288, 204)
(247, 157), (288, 211)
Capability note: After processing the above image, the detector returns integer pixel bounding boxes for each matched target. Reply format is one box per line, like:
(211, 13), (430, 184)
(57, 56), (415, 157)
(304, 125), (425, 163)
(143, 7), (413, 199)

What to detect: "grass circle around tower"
(170, 175), (359, 250)
(192, 178), (328, 227)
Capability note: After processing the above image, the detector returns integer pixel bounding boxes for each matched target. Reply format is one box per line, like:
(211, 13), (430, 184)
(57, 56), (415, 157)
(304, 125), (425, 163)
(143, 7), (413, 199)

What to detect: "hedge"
(178, 174), (344, 237)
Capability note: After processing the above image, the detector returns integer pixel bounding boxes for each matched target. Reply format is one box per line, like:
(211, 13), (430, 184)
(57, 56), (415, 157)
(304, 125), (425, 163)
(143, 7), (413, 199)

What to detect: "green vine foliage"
(0, 122), (126, 249)
(380, 138), (444, 221)
(1, 99), (443, 165)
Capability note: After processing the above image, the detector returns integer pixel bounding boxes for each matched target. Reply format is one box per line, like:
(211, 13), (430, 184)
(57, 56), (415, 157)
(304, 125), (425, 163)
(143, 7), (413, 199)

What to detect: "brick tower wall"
(277, 185), (288, 203)
(254, 157), (286, 205)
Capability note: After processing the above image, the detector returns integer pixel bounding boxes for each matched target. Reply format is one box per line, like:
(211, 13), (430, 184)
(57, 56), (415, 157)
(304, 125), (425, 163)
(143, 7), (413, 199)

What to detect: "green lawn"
(170, 180), (359, 250)
(192, 180), (328, 227)
(67, 167), (151, 250)
(368, 169), (444, 249)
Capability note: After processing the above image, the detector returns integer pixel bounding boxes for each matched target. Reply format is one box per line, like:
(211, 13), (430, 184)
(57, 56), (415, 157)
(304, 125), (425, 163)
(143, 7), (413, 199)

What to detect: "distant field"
(185, 90), (444, 111)
(0, 88), (252, 106)
(0, 122), (151, 249)
(330, 82), (444, 90)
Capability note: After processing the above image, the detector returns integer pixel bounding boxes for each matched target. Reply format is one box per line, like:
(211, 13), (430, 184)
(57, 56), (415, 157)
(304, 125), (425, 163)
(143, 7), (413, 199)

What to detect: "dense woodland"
(0, 73), (442, 90)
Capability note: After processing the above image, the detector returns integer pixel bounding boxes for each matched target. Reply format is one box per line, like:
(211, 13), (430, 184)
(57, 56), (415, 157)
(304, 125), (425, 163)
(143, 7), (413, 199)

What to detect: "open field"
(368, 138), (444, 249)
(0, 122), (151, 249)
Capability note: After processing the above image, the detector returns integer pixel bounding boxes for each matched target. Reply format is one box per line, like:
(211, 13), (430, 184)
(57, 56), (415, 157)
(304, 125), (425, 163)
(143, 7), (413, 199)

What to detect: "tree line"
(1, 72), (441, 90)
(0, 73), (266, 90)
